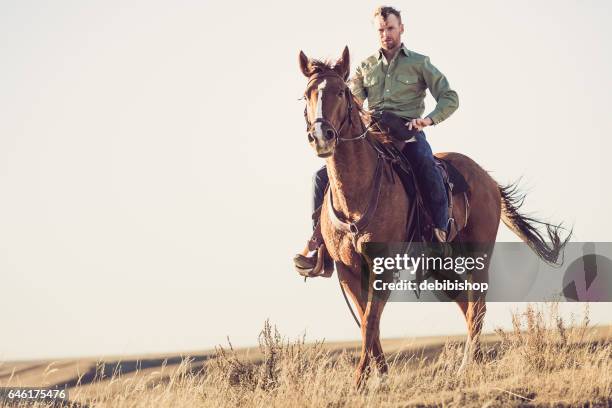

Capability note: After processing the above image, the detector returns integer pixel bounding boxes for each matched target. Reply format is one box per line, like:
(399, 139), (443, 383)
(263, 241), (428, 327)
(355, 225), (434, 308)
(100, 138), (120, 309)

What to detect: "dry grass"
(1, 303), (611, 407)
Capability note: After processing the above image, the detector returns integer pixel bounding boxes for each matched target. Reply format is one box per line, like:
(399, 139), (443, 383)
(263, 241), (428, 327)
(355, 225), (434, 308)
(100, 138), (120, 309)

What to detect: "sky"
(1, 0), (611, 361)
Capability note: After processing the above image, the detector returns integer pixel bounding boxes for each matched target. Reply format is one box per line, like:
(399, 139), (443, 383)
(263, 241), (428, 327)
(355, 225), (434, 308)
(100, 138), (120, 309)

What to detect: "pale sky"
(1, 1), (611, 361)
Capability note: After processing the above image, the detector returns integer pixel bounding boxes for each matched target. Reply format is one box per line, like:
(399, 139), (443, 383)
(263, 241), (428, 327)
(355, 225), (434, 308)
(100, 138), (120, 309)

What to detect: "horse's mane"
(305, 59), (393, 144)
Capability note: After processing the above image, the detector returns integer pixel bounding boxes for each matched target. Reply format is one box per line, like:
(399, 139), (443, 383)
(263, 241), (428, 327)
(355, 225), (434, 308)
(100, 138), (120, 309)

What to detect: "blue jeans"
(311, 131), (449, 230)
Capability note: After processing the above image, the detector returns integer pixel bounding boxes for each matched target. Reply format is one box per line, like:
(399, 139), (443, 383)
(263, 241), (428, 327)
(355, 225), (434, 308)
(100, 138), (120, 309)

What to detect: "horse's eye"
(337, 90), (344, 97)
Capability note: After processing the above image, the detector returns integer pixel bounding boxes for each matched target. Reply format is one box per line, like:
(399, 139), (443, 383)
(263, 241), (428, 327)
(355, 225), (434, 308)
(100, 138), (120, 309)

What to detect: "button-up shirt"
(349, 43), (459, 125)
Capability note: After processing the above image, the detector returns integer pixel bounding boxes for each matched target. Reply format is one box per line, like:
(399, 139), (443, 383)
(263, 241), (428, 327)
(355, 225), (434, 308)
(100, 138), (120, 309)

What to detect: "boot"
(293, 214), (333, 278)
(293, 222), (323, 271)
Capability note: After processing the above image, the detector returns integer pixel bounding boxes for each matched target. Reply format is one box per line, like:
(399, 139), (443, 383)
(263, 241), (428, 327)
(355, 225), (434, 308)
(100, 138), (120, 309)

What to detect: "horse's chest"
(323, 227), (373, 267)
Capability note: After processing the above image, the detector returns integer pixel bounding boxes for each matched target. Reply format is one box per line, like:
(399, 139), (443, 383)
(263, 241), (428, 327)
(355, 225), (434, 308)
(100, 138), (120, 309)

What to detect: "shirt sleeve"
(421, 57), (459, 125)
(348, 64), (367, 102)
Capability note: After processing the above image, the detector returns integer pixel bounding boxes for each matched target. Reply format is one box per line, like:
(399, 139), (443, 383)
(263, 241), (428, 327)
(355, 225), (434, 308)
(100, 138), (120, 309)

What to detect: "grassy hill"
(1, 304), (610, 407)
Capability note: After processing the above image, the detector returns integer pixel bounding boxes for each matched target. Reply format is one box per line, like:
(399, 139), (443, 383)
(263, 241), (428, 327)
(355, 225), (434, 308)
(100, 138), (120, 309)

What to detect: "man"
(294, 6), (459, 273)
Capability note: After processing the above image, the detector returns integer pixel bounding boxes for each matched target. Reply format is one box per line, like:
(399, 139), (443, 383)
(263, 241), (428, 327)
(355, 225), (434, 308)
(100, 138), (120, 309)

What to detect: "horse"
(298, 46), (569, 388)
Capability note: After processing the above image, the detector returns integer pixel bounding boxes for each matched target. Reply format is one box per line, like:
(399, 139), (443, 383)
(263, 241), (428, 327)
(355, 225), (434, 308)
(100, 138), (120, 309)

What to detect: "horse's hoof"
(457, 360), (468, 376)
(354, 370), (368, 391)
(457, 351), (472, 375)
(474, 347), (484, 363)
(371, 373), (390, 392)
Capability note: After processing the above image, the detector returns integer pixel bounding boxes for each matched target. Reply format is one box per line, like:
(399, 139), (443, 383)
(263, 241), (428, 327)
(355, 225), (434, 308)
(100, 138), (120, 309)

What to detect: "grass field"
(1, 303), (610, 407)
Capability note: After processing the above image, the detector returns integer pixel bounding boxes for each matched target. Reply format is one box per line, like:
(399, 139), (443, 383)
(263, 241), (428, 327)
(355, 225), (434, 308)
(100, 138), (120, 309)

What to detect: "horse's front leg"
(355, 295), (388, 389)
(373, 327), (388, 375)
(336, 262), (388, 385)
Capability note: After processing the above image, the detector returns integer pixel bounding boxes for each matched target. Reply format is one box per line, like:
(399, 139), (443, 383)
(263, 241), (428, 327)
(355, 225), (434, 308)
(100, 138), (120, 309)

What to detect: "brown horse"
(298, 46), (568, 388)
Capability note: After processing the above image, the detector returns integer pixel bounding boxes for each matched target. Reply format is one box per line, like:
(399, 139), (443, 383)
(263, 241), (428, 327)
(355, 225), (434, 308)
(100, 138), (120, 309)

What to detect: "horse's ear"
(334, 46), (350, 80)
(299, 50), (312, 77)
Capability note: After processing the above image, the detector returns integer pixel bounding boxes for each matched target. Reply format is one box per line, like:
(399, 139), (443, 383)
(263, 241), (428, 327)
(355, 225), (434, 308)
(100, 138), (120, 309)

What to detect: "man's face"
(374, 14), (404, 51)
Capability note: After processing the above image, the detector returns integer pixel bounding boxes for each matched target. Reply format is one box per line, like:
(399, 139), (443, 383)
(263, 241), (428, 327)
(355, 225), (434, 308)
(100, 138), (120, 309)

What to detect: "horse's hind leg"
(456, 245), (490, 372)
(437, 151), (499, 373)
(456, 297), (487, 372)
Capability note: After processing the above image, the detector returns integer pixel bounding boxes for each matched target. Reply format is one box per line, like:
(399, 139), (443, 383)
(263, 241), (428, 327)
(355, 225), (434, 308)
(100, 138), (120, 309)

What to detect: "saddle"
(370, 111), (471, 243)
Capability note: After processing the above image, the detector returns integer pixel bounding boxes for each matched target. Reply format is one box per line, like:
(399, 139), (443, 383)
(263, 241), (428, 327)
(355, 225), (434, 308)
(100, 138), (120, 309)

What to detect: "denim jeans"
(311, 131), (449, 230)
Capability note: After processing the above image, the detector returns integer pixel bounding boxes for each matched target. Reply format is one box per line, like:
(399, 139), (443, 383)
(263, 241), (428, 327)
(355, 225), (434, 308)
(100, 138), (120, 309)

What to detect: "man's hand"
(406, 117), (433, 131)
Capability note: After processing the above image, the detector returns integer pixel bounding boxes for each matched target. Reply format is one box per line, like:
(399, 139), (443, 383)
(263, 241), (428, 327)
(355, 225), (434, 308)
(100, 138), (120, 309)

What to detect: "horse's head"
(299, 46), (352, 158)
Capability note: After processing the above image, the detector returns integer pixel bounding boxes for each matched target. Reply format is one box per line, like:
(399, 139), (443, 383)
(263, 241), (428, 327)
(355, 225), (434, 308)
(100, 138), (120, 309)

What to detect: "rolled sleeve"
(421, 57), (459, 125)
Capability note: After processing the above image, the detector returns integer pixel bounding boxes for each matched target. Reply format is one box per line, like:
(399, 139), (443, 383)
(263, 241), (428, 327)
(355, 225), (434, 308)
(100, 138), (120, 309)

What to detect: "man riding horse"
(294, 6), (459, 274)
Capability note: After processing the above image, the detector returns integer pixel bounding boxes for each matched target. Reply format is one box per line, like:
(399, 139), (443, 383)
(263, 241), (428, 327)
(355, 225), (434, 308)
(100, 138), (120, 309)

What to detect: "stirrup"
(433, 227), (448, 243)
(432, 226), (453, 259)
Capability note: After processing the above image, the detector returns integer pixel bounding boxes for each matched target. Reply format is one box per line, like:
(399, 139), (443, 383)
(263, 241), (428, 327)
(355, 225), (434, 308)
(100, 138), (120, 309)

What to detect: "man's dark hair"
(373, 6), (402, 23)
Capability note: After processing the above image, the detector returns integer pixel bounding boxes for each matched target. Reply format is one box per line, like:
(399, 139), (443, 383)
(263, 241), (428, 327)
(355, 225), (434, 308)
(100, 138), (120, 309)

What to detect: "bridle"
(301, 73), (385, 330)
(303, 72), (370, 144)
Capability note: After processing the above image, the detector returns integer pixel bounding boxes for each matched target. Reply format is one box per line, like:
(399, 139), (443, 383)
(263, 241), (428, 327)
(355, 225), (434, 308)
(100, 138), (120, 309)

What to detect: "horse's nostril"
(325, 129), (336, 140)
(307, 133), (314, 143)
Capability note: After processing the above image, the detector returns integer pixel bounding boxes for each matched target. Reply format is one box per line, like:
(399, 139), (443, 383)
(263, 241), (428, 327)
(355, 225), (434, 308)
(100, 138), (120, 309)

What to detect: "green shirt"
(349, 44), (459, 125)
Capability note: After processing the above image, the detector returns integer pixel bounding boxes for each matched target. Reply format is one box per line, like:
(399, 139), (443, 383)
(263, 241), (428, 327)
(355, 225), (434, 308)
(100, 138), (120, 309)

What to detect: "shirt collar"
(377, 43), (410, 60)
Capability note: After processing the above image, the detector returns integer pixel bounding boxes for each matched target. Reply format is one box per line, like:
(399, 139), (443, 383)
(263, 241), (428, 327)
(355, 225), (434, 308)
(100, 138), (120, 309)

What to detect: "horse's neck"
(326, 115), (378, 217)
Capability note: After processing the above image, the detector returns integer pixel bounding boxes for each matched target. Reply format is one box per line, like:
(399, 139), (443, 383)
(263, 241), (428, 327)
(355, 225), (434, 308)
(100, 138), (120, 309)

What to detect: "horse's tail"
(499, 181), (571, 265)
